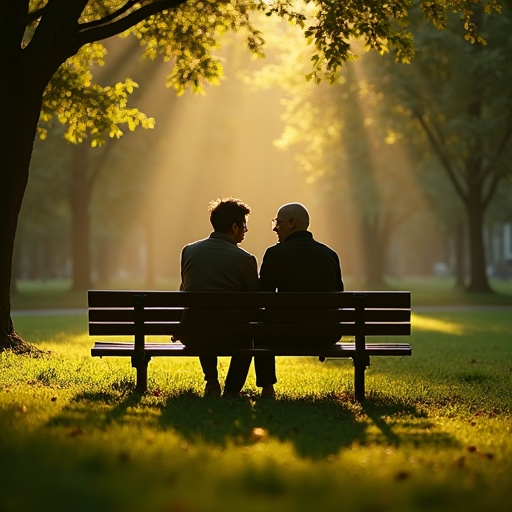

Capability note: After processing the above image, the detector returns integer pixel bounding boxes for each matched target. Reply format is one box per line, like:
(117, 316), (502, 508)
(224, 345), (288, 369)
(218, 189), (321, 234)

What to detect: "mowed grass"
(1, 310), (511, 512)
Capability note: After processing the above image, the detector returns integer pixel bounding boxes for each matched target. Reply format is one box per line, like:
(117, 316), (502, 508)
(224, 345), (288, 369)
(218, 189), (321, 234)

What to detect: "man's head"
(272, 202), (310, 242)
(209, 197), (250, 244)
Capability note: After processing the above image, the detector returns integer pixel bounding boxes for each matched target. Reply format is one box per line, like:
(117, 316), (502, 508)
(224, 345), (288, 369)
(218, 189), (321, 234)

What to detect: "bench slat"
(89, 322), (411, 337)
(88, 290), (411, 309)
(91, 341), (412, 358)
(88, 308), (411, 323)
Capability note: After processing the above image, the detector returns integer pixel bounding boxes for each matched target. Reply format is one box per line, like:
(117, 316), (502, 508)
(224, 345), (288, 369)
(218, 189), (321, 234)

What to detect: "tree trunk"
(465, 199), (492, 292)
(70, 144), (92, 290)
(0, 76), (46, 352)
(453, 222), (466, 289)
(464, 150), (493, 293)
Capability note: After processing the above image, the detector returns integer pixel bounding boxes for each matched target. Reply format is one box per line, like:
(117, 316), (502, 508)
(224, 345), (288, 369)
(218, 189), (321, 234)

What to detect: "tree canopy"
(21, 0), (503, 145)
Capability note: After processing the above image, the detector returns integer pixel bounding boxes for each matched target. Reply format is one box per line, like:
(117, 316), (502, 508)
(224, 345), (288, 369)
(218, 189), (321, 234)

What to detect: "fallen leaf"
(70, 427), (84, 438)
(251, 427), (268, 441)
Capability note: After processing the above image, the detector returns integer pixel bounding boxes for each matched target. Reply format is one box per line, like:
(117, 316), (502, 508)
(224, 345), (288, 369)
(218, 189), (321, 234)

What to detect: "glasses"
(271, 218), (284, 229)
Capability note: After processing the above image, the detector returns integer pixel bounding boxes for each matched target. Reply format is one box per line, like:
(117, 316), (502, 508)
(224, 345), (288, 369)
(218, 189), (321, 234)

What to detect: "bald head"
(272, 202), (310, 242)
(277, 203), (310, 230)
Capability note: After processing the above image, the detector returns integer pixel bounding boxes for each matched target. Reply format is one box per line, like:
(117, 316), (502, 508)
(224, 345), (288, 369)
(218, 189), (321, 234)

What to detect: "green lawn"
(1, 310), (511, 512)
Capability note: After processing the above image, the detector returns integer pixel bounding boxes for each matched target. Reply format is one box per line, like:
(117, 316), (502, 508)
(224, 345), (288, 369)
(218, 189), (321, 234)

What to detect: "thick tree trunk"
(0, 77), (46, 352)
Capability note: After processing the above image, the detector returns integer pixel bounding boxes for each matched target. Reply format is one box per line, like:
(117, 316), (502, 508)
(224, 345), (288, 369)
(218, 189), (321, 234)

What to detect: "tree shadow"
(47, 389), (459, 459)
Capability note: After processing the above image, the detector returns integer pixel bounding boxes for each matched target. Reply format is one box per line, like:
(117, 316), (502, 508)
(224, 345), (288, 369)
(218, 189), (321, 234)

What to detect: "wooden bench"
(89, 290), (412, 401)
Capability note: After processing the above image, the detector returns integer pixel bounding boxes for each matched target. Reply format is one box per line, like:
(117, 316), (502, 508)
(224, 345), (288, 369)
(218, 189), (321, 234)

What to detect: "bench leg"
(353, 356), (370, 402)
(131, 353), (152, 394)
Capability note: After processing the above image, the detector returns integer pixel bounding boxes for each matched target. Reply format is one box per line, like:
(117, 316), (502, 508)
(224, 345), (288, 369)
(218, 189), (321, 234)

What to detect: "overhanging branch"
(80, 0), (140, 30)
(76, 0), (187, 46)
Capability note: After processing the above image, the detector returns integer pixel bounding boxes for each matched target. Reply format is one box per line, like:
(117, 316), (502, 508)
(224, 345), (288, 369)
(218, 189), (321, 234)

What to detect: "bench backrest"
(88, 291), (411, 343)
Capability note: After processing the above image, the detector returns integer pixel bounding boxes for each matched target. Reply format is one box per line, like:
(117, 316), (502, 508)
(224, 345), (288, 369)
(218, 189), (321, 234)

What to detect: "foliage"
(26, 0), (505, 146)
(0, 310), (511, 511)
(40, 42), (155, 146)
(379, 4), (512, 207)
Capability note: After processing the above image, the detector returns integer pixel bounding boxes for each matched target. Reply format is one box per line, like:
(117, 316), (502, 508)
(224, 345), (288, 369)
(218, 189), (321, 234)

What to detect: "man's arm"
(242, 255), (259, 292)
(258, 249), (277, 292)
(334, 253), (344, 292)
(179, 246), (188, 291)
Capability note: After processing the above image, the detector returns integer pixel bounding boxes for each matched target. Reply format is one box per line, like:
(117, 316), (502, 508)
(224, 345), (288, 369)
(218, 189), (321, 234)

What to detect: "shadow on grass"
(48, 388), (459, 459)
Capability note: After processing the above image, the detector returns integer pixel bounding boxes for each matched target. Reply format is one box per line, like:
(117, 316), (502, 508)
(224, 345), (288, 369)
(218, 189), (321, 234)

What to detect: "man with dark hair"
(255, 202), (344, 398)
(179, 197), (257, 397)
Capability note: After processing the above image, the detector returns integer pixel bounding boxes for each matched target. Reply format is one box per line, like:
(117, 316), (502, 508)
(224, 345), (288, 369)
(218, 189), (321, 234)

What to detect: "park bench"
(89, 290), (412, 401)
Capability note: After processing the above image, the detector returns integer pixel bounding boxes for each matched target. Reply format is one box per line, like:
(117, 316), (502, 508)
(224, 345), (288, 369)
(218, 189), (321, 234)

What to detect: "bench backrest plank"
(88, 290), (411, 309)
(88, 290), (411, 339)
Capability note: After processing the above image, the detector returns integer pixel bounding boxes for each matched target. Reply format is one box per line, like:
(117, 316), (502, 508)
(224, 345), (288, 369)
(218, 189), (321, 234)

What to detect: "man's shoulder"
(312, 238), (338, 254)
(183, 236), (255, 260)
(264, 236), (338, 259)
(182, 237), (209, 253)
(262, 243), (280, 258)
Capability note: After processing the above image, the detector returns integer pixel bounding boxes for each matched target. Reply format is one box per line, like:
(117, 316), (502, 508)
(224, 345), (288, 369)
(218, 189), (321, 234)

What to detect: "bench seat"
(91, 341), (412, 358)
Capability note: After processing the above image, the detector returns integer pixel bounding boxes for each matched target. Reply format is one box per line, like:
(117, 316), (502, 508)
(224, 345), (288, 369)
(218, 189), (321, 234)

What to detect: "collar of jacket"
(283, 230), (313, 242)
(209, 231), (237, 245)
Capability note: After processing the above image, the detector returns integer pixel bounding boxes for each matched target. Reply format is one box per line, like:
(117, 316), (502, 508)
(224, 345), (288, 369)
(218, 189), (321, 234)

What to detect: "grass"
(1, 310), (511, 512)
(10, 276), (512, 310)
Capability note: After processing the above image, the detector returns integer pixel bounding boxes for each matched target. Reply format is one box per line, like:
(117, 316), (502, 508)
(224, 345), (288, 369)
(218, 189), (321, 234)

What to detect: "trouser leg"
(199, 356), (218, 382)
(254, 355), (277, 387)
(224, 356), (253, 394)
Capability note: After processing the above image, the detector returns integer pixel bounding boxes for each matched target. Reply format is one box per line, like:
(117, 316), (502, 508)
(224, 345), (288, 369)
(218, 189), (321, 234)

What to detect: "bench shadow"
(49, 390), (459, 460)
(156, 392), (458, 458)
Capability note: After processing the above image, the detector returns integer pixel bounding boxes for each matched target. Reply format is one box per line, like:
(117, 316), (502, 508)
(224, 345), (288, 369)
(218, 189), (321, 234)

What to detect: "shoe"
(204, 380), (221, 397)
(222, 387), (241, 398)
(260, 384), (275, 399)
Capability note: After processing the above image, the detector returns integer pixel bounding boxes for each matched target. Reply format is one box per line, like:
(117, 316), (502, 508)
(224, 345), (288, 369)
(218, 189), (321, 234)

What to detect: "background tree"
(376, 3), (512, 292)
(0, 0), (500, 352)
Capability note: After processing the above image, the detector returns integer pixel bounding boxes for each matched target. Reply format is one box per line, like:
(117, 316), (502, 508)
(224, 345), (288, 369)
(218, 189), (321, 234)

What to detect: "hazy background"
(17, 16), (512, 291)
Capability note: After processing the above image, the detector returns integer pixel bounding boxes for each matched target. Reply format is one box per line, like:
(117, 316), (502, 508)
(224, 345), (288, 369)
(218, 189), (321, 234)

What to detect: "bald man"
(255, 202), (344, 397)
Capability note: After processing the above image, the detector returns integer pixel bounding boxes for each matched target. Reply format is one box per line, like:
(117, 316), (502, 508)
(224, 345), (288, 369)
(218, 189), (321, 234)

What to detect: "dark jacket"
(259, 231), (343, 292)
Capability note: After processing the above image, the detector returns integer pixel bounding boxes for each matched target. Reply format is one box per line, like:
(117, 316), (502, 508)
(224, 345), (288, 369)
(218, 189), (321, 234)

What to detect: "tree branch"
(28, 0), (89, 56)
(0, 1), (30, 52)
(412, 109), (469, 205)
(80, 0), (140, 30)
(27, 6), (46, 26)
(482, 172), (502, 211)
(480, 109), (512, 209)
(487, 114), (512, 173)
(76, 0), (187, 46)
